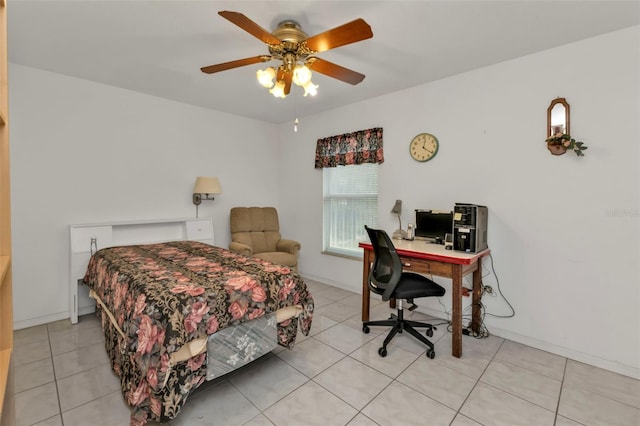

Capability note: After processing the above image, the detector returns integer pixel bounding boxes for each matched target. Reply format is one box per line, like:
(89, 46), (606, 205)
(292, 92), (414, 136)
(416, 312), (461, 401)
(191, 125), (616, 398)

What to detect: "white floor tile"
(263, 381), (358, 426)
(229, 354), (308, 410)
(350, 335), (421, 379)
(398, 356), (477, 410)
(346, 413), (379, 426)
(48, 322), (105, 355)
(362, 381), (456, 426)
(276, 337), (345, 378)
(432, 333), (496, 380)
(13, 324), (48, 347)
(558, 383), (640, 426)
(13, 356), (55, 394)
(32, 415), (63, 426)
(171, 380), (260, 426)
(47, 313), (101, 333)
(13, 338), (51, 367)
(306, 314), (338, 337)
(15, 382), (60, 426)
(314, 356), (392, 410)
(52, 341), (111, 379)
(554, 415), (583, 426)
(20, 282), (640, 426)
(62, 391), (131, 426)
(243, 413), (276, 426)
(480, 358), (562, 411)
(313, 286), (358, 302)
(57, 363), (122, 412)
(564, 359), (640, 408)
(460, 382), (555, 426)
(315, 301), (361, 323)
(311, 293), (335, 308)
(450, 414), (483, 426)
(314, 323), (377, 354)
(495, 340), (566, 380)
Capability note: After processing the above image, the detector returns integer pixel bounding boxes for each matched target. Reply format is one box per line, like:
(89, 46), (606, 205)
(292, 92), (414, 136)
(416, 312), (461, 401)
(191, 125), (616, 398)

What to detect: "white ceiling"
(8, 1), (640, 124)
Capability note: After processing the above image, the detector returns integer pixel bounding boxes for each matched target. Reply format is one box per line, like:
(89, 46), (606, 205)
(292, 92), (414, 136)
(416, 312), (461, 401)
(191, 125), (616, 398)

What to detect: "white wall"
(278, 27), (640, 378)
(9, 26), (639, 379)
(9, 64), (281, 327)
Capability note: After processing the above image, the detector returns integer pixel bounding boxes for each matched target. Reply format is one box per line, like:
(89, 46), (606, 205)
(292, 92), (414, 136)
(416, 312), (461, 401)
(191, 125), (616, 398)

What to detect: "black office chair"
(362, 226), (446, 358)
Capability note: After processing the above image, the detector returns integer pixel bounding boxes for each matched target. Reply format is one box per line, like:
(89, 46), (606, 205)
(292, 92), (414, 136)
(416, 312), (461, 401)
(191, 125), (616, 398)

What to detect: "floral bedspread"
(82, 241), (314, 425)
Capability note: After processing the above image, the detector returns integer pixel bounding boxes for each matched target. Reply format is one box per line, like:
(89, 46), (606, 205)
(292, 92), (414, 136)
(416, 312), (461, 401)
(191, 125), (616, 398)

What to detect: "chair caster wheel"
(378, 347), (387, 357)
(363, 325), (370, 334)
(426, 328), (433, 337)
(426, 349), (435, 359)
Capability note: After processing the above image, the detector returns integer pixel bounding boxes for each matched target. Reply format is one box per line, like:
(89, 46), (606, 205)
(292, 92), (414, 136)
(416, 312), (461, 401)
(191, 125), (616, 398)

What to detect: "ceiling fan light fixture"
(302, 80), (318, 97)
(269, 80), (287, 98)
(256, 67), (276, 88)
(204, 12), (372, 99)
(292, 64), (312, 86)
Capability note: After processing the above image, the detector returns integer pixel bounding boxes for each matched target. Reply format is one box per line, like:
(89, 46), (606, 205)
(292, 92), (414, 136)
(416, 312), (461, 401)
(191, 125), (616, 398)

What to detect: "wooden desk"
(359, 240), (490, 358)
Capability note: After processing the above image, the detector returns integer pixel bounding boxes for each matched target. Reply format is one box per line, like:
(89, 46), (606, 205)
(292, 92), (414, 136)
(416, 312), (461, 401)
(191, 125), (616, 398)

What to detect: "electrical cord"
(482, 253), (515, 318)
(421, 266), (501, 339)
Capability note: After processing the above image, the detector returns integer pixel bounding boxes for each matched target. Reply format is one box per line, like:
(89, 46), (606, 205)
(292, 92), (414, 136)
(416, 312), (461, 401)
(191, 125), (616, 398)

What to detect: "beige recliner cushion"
(229, 207), (301, 270)
(230, 207), (281, 254)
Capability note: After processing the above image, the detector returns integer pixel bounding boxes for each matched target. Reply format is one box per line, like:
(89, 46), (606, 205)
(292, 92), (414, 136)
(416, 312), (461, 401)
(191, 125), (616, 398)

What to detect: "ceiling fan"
(201, 11), (373, 98)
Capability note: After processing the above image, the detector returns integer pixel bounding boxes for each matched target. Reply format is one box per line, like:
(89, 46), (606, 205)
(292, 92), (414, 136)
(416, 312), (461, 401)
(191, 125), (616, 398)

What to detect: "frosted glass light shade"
(293, 65), (312, 86)
(302, 80), (318, 97)
(256, 67), (276, 88)
(269, 81), (286, 98)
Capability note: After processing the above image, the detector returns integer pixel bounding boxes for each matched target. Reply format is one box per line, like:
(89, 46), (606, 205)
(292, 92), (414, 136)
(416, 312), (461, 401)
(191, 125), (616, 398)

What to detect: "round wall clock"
(409, 133), (439, 162)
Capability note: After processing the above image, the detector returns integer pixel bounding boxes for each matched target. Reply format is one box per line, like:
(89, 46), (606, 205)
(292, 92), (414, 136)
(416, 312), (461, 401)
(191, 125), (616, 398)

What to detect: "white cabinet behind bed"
(69, 218), (214, 324)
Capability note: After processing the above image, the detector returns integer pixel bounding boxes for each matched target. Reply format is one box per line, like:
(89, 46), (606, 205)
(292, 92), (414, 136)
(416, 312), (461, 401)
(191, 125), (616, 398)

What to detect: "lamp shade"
(193, 177), (222, 195)
(391, 199), (402, 215)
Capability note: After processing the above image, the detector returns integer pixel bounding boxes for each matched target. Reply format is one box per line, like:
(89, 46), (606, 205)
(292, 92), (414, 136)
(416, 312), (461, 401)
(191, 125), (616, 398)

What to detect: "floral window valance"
(314, 127), (384, 168)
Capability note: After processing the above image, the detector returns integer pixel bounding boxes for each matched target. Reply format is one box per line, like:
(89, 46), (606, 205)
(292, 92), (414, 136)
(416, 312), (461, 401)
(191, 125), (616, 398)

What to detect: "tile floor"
(11, 279), (640, 426)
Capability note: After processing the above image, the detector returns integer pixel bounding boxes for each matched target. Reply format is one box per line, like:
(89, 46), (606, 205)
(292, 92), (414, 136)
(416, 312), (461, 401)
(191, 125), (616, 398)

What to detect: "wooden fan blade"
(304, 18), (373, 53)
(283, 70), (293, 95)
(274, 67), (293, 95)
(200, 56), (271, 74)
(218, 11), (282, 45)
(307, 57), (365, 85)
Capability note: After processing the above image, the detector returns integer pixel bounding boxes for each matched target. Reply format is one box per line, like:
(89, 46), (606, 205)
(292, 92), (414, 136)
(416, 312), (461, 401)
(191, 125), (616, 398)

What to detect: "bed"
(81, 240), (314, 425)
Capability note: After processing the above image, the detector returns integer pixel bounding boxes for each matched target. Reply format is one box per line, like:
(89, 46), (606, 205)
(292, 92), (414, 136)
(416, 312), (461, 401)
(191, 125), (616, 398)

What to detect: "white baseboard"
(13, 311), (70, 330)
(486, 325), (640, 380)
(416, 305), (640, 380)
(301, 273), (360, 294)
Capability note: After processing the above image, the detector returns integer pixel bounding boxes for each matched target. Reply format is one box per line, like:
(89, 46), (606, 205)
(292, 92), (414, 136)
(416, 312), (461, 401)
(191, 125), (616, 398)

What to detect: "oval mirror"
(547, 97), (570, 137)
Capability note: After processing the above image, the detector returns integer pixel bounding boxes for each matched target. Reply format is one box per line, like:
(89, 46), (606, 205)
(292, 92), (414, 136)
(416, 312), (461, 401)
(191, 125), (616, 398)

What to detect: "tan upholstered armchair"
(229, 207), (301, 271)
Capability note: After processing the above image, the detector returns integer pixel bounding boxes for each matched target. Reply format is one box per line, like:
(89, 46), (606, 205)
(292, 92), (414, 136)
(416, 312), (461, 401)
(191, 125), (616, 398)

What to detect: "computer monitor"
(415, 210), (453, 243)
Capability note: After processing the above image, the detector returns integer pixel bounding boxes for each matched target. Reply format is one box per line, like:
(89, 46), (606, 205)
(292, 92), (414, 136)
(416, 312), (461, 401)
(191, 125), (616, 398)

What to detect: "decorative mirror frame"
(547, 97), (570, 138)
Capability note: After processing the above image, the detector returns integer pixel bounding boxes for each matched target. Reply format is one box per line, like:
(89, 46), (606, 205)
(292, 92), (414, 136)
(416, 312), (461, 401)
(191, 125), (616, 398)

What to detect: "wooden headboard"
(69, 217), (214, 324)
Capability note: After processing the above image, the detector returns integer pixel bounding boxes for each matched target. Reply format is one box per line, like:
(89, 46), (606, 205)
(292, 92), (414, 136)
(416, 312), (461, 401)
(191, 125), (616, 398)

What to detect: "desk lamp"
(391, 200), (407, 239)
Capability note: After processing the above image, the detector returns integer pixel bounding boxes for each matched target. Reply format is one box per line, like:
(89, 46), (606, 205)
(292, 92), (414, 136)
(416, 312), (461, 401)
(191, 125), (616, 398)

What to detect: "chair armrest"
(277, 239), (301, 255)
(229, 242), (253, 256)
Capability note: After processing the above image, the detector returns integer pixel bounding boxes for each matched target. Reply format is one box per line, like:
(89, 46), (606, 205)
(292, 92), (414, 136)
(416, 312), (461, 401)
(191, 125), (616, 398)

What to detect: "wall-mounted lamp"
(391, 199), (406, 240)
(193, 176), (222, 218)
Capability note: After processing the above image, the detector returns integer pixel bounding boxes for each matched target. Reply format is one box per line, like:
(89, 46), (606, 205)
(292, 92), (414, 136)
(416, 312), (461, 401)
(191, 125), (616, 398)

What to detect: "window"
(323, 163), (378, 258)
